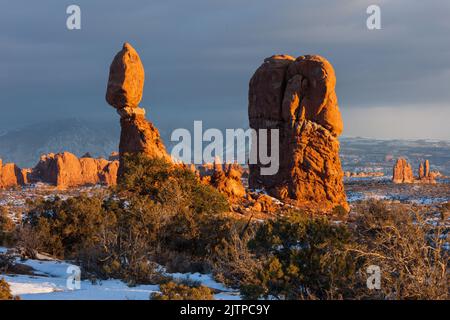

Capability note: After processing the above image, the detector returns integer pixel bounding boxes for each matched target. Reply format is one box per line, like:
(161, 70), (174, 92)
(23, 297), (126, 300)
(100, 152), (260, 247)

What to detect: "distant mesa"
(105, 42), (171, 179)
(392, 158), (439, 184)
(248, 54), (348, 212)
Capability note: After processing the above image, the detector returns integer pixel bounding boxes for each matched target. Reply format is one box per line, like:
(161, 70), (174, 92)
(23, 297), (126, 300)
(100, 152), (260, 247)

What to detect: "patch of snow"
(1, 247), (240, 300)
(168, 272), (233, 292)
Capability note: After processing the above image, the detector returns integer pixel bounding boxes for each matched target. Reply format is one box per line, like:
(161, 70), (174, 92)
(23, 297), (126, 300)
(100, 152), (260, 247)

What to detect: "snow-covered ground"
(0, 248), (240, 300)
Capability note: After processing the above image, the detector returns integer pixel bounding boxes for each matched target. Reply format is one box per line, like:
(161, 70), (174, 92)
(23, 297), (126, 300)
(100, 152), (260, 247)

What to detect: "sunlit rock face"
(106, 43), (145, 110)
(31, 152), (118, 189)
(392, 158), (414, 184)
(248, 54), (348, 213)
(0, 159), (25, 189)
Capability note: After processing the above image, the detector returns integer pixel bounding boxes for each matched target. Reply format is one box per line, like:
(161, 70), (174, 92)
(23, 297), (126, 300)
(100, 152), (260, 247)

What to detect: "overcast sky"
(1, 0), (449, 139)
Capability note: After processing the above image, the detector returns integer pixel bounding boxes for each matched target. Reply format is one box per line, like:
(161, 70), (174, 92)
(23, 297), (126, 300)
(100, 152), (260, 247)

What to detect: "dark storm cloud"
(0, 0), (449, 138)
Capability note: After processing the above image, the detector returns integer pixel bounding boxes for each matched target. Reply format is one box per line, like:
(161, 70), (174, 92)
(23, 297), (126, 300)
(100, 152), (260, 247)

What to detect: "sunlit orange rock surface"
(0, 159), (25, 189)
(209, 159), (246, 200)
(106, 43), (145, 109)
(31, 152), (118, 189)
(392, 158), (414, 184)
(248, 54), (348, 212)
(106, 43), (170, 179)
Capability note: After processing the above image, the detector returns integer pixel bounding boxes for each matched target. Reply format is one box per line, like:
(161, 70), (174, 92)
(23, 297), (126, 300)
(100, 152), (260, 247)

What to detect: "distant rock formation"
(416, 159), (437, 183)
(0, 159), (25, 189)
(108, 152), (120, 161)
(248, 54), (348, 212)
(210, 158), (246, 200)
(393, 158), (437, 184)
(344, 171), (384, 178)
(31, 152), (118, 189)
(106, 43), (170, 179)
(393, 158), (414, 183)
(0, 152), (118, 190)
(197, 158), (246, 201)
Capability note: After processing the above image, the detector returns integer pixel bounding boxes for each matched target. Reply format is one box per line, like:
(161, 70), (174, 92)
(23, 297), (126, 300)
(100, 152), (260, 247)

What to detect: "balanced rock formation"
(106, 43), (170, 178)
(31, 152), (118, 189)
(248, 54), (348, 212)
(106, 43), (145, 109)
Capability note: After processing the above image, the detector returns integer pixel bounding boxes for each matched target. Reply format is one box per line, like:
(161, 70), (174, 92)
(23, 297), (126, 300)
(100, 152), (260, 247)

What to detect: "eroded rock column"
(248, 54), (348, 212)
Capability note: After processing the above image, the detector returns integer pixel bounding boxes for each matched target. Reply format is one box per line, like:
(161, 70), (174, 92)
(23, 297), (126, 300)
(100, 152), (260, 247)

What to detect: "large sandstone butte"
(106, 43), (170, 177)
(248, 54), (348, 212)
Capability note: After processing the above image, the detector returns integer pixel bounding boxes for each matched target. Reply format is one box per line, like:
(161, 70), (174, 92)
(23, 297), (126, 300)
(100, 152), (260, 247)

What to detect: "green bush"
(242, 210), (359, 300)
(23, 196), (106, 259)
(151, 281), (214, 300)
(118, 154), (229, 215)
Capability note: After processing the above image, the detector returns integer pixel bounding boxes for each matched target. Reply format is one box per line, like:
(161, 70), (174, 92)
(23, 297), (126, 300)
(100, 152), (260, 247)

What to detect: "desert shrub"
(16, 225), (44, 259)
(241, 210), (360, 300)
(209, 222), (261, 288)
(20, 194), (169, 284)
(151, 281), (214, 300)
(19, 154), (233, 284)
(0, 207), (15, 246)
(0, 254), (15, 276)
(23, 196), (106, 259)
(332, 205), (348, 219)
(0, 278), (18, 300)
(114, 154), (231, 271)
(118, 154), (228, 215)
(351, 200), (449, 300)
(439, 202), (450, 220)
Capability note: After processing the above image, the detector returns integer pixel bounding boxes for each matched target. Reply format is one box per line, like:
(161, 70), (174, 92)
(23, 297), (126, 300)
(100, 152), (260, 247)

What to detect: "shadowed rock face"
(106, 43), (170, 178)
(248, 54), (348, 212)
